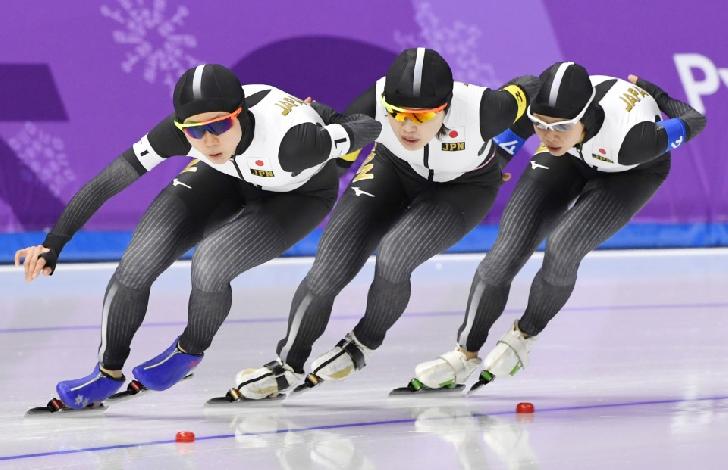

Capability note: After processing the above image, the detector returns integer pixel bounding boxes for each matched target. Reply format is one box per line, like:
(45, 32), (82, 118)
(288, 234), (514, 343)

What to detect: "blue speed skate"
(26, 364), (125, 415)
(26, 339), (201, 415)
(131, 338), (202, 391)
(56, 364), (125, 409)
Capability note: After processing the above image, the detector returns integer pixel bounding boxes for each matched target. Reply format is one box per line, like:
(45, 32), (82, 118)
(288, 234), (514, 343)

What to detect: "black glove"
(40, 232), (70, 275)
(37, 250), (59, 275)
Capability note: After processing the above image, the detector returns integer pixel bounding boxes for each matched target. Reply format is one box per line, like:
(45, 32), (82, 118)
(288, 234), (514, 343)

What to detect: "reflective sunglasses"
(527, 89), (595, 132)
(174, 107), (242, 139)
(381, 95), (447, 124)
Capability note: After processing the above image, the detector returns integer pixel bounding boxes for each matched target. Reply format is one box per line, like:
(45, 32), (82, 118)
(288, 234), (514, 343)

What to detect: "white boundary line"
(2, 247), (728, 273)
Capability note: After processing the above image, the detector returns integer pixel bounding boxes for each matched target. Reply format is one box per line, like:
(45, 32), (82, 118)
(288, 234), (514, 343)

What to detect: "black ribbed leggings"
(277, 148), (502, 371)
(99, 160), (337, 369)
(457, 152), (671, 351)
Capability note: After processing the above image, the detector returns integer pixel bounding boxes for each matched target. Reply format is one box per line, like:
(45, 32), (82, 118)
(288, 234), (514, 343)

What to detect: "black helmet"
(173, 64), (244, 122)
(384, 48), (453, 109)
(530, 61), (593, 119)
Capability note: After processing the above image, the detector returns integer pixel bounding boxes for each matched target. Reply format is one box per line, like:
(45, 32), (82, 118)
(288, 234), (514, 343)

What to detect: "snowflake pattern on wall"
(394, 1), (500, 88)
(8, 123), (76, 198)
(100, 0), (199, 91)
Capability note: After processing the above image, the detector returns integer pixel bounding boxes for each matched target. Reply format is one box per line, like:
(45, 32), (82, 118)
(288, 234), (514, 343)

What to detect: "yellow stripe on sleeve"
(502, 84), (528, 122)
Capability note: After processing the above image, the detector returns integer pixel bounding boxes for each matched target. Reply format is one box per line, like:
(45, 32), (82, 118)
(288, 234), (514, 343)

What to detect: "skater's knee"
(475, 254), (518, 286)
(191, 265), (228, 292)
(545, 228), (575, 260)
(542, 235), (582, 283)
(106, 273), (151, 301)
(304, 258), (358, 296)
(114, 259), (159, 290)
(376, 238), (417, 283)
(190, 248), (233, 292)
(115, 235), (178, 289)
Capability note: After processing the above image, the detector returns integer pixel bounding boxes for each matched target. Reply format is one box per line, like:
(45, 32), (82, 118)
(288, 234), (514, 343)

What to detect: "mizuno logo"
(172, 178), (192, 189)
(530, 161), (550, 170)
(352, 187), (374, 198)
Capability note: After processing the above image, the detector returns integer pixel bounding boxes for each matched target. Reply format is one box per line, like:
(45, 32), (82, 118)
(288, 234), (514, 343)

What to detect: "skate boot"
(207, 359), (301, 405)
(294, 332), (371, 393)
(131, 338), (202, 392)
(470, 321), (536, 393)
(30, 364), (125, 413)
(390, 349), (481, 395)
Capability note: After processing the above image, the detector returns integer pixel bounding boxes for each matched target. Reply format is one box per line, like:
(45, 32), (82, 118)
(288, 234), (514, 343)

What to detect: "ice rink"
(1, 249), (727, 469)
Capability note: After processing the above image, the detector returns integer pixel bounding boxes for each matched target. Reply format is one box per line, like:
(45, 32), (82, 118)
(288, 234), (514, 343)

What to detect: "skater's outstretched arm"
(14, 116), (190, 280)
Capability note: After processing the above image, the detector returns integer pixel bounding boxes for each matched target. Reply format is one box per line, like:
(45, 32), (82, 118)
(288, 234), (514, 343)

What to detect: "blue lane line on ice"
(1, 301), (727, 334)
(2, 394), (727, 462)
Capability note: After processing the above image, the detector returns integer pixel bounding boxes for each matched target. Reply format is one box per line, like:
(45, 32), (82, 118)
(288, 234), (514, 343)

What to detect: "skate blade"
(467, 372), (495, 395)
(108, 373), (194, 402)
(108, 380), (145, 402)
(292, 374), (322, 394)
(25, 401), (105, 416)
(389, 384), (465, 396)
(205, 393), (286, 407)
(292, 383), (316, 394)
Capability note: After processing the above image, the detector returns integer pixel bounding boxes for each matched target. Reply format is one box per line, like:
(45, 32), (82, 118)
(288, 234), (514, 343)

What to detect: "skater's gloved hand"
(627, 74), (665, 103)
(14, 245), (54, 281)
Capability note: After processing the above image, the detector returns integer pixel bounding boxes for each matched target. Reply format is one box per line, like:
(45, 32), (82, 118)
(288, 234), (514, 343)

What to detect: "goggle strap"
(381, 94), (447, 115)
(175, 107), (242, 129)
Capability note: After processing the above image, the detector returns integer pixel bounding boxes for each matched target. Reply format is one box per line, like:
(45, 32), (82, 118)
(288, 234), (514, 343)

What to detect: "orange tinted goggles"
(174, 107), (242, 139)
(381, 95), (447, 123)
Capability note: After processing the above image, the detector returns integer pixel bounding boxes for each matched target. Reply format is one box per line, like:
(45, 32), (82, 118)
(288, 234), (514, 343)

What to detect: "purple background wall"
(0, 0), (724, 253)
